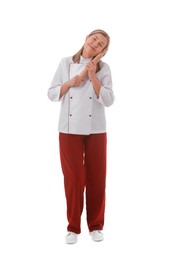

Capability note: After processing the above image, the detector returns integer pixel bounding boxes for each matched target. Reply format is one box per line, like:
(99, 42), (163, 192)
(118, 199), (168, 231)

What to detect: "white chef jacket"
(47, 56), (115, 135)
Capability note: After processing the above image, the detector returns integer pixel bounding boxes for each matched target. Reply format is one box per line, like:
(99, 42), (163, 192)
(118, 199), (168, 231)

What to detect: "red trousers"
(59, 132), (107, 234)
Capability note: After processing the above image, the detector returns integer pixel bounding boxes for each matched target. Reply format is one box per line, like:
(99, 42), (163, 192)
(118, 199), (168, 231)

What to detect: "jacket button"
(89, 115), (92, 117)
(90, 97), (92, 99)
(70, 114), (72, 116)
(70, 97), (73, 99)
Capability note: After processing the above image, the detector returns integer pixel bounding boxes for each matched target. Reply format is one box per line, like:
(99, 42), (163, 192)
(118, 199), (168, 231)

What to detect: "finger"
(91, 61), (96, 65)
(90, 62), (96, 68)
(87, 64), (94, 70)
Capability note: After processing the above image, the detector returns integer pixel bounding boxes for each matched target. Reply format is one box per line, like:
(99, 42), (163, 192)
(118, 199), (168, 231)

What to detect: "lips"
(88, 44), (96, 51)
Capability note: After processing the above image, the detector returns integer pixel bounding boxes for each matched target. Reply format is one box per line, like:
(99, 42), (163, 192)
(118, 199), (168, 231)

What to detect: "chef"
(48, 55), (114, 134)
(47, 29), (115, 244)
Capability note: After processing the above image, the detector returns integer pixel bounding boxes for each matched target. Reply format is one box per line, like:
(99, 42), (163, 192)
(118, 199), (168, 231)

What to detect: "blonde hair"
(72, 29), (110, 72)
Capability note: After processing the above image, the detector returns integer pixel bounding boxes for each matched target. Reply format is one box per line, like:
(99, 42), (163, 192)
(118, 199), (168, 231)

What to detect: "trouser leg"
(85, 133), (107, 232)
(59, 133), (85, 234)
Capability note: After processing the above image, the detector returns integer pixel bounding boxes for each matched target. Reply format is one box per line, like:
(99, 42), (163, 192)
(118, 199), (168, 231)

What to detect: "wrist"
(89, 72), (96, 79)
(90, 74), (97, 82)
(64, 82), (71, 89)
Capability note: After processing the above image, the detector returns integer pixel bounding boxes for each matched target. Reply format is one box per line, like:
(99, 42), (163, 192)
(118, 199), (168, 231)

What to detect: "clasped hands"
(69, 61), (96, 87)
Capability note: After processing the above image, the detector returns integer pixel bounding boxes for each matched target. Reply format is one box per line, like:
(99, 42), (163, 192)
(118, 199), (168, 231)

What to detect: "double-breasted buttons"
(70, 97), (72, 116)
(89, 97), (92, 117)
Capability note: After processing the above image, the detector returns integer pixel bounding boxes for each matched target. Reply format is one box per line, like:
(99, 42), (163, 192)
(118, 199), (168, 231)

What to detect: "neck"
(82, 50), (92, 59)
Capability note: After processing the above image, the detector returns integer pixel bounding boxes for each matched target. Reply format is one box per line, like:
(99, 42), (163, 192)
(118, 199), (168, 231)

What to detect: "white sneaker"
(90, 230), (104, 242)
(65, 232), (78, 244)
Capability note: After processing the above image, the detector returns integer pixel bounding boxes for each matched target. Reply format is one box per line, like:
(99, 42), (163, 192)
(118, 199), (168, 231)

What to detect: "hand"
(68, 75), (85, 87)
(79, 48), (108, 79)
(86, 61), (97, 81)
(92, 48), (108, 63)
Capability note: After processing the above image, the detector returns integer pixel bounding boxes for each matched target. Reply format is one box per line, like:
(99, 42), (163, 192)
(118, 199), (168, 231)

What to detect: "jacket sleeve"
(47, 59), (64, 102)
(96, 64), (115, 107)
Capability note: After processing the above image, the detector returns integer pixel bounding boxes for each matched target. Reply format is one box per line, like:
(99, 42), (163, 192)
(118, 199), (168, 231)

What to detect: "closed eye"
(99, 43), (104, 47)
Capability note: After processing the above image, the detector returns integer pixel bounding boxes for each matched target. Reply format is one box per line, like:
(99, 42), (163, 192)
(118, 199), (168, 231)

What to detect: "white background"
(0, 0), (173, 259)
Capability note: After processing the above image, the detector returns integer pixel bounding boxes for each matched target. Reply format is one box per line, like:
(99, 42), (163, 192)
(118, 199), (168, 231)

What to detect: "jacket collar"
(79, 55), (92, 64)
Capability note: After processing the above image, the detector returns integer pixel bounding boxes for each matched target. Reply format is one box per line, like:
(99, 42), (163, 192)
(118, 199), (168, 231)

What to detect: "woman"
(47, 29), (115, 244)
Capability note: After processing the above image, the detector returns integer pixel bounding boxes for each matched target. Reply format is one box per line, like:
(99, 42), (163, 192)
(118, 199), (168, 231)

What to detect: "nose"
(93, 43), (98, 49)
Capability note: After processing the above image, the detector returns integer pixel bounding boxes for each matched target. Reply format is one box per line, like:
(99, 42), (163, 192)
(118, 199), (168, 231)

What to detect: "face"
(82, 33), (108, 58)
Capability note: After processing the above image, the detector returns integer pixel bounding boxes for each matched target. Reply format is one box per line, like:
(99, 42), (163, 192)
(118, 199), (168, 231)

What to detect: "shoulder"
(98, 60), (111, 75)
(60, 56), (73, 65)
(99, 60), (110, 69)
